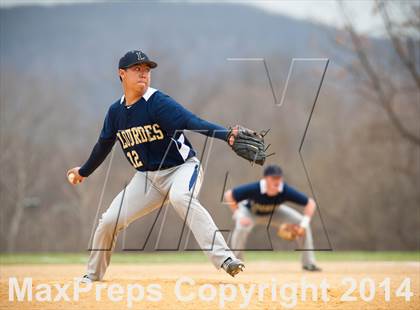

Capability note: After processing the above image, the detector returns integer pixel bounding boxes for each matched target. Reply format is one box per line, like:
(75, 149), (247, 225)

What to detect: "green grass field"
(0, 251), (418, 265)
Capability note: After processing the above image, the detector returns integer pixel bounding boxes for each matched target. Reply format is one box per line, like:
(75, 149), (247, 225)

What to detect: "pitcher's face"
(120, 64), (151, 93)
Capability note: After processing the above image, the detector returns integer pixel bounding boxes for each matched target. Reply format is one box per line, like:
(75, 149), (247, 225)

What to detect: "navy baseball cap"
(118, 50), (157, 69)
(263, 165), (283, 177)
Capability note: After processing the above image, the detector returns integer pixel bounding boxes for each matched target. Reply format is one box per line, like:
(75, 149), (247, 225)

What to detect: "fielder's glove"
(277, 223), (305, 241)
(227, 125), (271, 166)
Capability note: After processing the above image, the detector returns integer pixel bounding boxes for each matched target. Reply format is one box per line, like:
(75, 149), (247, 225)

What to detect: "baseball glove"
(277, 223), (305, 241)
(227, 125), (269, 165)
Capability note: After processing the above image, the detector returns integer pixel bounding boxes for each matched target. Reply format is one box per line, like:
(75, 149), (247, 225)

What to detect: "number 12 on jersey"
(127, 150), (143, 168)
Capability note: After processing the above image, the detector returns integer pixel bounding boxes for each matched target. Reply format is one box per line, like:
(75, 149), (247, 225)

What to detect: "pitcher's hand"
(67, 167), (85, 185)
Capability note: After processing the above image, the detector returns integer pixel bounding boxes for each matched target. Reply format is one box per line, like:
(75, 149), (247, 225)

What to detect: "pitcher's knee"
(98, 213), (122, 233)
(169, 189), (192, 207)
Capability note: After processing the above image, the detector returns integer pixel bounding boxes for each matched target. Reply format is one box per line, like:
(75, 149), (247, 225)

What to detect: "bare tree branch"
(338, 0), (420, 145)
(377, 0), (420, 90)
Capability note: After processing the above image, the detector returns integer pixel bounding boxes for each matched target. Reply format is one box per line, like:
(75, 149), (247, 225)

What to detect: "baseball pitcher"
(67, 50), (268, 282)
(224, 164), (322, 271)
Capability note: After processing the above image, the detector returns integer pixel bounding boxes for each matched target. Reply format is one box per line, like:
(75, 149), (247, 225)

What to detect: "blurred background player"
(224, 164), (322, 271)
(67, 50), (248, 281)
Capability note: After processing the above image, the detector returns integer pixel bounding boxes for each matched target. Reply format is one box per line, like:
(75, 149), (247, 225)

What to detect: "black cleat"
(303, 264), (322, 272)
(222, 257), (245, 277)
(79, 274), (93, 283)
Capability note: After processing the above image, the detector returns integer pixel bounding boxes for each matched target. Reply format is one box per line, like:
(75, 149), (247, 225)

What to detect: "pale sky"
(242, 1), (387, 36)
(0, 0), (406, 37)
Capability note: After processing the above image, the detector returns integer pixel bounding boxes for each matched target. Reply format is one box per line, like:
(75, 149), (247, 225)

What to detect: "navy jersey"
(232, 179), (309, 215)
(80, 87), (228, 176)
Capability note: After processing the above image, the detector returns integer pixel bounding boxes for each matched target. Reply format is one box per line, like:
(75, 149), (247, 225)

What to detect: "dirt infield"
(1, 261), (418, 309)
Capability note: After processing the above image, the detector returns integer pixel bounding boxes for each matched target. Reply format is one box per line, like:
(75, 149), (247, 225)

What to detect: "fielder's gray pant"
(87, 157), (233, 280)
(231, 203), (316, 266)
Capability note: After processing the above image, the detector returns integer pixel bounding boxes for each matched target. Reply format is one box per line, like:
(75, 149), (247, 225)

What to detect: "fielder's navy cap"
(263, 165), (283, 177)
(118, 50), (157, 69)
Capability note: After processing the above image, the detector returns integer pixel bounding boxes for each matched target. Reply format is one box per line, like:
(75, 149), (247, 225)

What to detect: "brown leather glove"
(277, 223), (305, 241)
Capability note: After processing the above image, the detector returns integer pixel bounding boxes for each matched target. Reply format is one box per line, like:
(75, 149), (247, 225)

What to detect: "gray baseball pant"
(86, 157), (233, 280)
(230, 202), (316, 266)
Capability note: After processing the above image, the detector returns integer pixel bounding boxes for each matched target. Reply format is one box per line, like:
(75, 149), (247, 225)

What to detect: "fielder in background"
(224, 164), (322, 271)
(67, 50), (267, 282)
